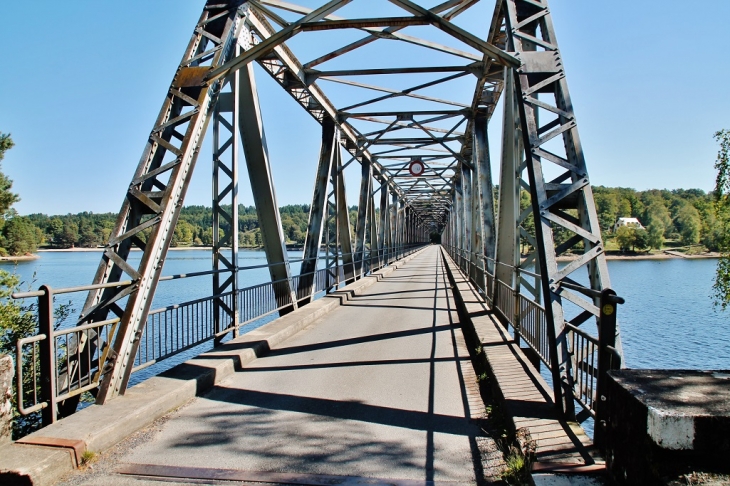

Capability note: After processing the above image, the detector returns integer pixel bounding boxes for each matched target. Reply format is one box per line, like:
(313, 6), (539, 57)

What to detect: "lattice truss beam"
(73, 0), (618, 408)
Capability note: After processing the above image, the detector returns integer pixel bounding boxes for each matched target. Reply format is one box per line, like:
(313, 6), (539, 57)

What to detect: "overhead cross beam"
(67, 0), (621, 430)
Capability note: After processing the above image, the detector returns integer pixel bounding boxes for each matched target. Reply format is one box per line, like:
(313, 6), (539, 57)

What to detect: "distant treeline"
(593, 187), (723, 251)
(0, 187), (722, 255)
(0, 205), (306, 255)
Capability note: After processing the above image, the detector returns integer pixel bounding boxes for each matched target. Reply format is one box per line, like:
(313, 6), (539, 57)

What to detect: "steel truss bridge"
(15, 0), (624, 432)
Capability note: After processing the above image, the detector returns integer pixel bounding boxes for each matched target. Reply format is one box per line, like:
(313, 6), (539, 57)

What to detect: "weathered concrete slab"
(605, 369), (730, 484)
(440, 249), (600, 470)
(0, 248), (427, 486)
(56, 246), (500, 485)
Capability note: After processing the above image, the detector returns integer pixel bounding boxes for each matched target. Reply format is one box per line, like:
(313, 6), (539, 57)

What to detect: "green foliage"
(1, 217), (39, 255)
(595, 185), (724, 255)
(0, 269), (72, 438)
(0, 133), (19, 217)
(647, 221), (665, 250)
(22, 204), (311, 250)
(713, 129), (730, 310)
(0, 132), (33, 256)
(615, 226), (636, 251)
(633, 228), (649, 251)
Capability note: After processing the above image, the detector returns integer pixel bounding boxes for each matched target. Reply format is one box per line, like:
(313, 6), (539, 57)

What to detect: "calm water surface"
(2, 251), (729, 372)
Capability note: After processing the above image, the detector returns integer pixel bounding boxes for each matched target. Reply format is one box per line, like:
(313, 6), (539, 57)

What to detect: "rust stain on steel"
(117, 463), (470, 485)
(16, 436), (86, 467)
(174, 66), (212, 88)
(531, 461), (606, 474)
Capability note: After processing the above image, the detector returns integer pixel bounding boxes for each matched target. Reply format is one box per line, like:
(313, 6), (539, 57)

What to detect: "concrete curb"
(0, 247), (428, 486)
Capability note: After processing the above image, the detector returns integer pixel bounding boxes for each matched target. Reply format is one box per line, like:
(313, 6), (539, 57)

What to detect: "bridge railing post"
(594, 288), (623, 451)
(38, 285), (57, 427)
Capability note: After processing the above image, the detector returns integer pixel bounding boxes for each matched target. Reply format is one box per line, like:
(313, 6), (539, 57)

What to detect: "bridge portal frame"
(55, 0), (622, 426)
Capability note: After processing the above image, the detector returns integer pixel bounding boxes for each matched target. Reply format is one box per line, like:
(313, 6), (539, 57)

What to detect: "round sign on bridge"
(409, 159), (425, 177)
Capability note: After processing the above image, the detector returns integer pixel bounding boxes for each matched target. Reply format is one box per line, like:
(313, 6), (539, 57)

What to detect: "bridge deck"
(60, 246), (503, 485)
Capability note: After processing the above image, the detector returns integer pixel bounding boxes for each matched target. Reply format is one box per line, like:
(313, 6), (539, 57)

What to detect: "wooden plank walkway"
(441, 249), (602, 471)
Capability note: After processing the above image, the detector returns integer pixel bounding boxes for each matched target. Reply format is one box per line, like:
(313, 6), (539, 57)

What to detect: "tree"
(60, 221), (79, 248)
(713, 129), (730, 309)
(2, 217), (38, 255)
(646, 221), (664, 250)
(171, 220), (194, 247)
(633, 228), (650, 251)
(0, 133), (19, 217)
(615, 226), (635, 252)
(674, 203), (701, 245)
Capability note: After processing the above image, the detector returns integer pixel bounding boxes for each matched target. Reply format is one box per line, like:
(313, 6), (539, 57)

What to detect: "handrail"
(11, 242), (428, 425)
(442, 242), (624, 427)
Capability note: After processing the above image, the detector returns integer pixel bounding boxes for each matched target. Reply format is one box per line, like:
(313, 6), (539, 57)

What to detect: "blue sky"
(1, 0), (728, 215)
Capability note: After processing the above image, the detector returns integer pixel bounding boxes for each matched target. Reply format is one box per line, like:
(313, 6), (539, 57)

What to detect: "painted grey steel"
(49, 0), (623, 428)
(212, 62), (240, 344)
(86, 3), (245, 404)
(503, 0), (620, 417)
(354, 158), (372, 278)
(473, 109), (496, 275)
(300, 117), (338, 301)
(494, 68), (520, 295)
(334, 148), (355, 284)
(368, 192), (379, 270)
(237, 62), (297, 314)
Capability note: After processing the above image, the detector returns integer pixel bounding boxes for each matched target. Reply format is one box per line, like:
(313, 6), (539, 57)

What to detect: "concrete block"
(0, 443), (75, 486)
(605, 369), (730, 484)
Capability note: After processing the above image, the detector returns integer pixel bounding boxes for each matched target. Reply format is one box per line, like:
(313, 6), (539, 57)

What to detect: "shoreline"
(562, 251), (721, 262)
(0, 254), (40, 262)
(25, 247), (724, 261)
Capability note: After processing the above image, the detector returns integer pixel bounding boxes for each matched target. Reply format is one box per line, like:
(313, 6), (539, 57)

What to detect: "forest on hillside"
(0, 186), (719, 256)
(15, 204), (314, 252)
(593, 186), (722, 252)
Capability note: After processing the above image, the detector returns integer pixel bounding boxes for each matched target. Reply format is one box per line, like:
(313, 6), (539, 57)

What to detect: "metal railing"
(12, 242), (428, 425)
(443, 244), (622, 425)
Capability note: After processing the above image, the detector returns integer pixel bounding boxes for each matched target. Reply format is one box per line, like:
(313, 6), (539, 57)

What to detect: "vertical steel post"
(390, 192), (398, 262)
(238, 62), (297, 313)
(380, 181), (390, 264)
(354, 158), (372, 279)
(368, 192), (379, 271)
(38, 285), (57, 427)
(474, 109), (496, 277)
(594, 288), (621, 450)
(462, 165), (472, 269)
(495, 68), (521, 302)
(212, 54), (240, 344)
(334, 148), (355, 283)
(454, 175), (463, 255)
(300, 117), (338, 302)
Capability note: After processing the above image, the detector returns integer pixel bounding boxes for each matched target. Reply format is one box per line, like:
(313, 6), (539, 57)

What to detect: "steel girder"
(72, 0), (620, 412)
(85, 2), (246, 403)
(497, 0), (622, 417)
(212, 65), (240, 345)
(300, 118), (338, 302)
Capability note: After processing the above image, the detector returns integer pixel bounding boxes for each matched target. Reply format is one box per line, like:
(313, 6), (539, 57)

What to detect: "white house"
(613, 217), (644, 232)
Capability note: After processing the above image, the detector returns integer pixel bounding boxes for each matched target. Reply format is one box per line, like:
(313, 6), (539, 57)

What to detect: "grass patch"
(80, 450), (97, 468)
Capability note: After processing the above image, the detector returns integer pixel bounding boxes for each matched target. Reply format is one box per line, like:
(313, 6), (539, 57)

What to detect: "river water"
(2, 249), (729, 373)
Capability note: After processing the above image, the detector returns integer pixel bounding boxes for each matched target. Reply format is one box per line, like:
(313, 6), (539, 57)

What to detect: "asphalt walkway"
(61, 246), (499, 485)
